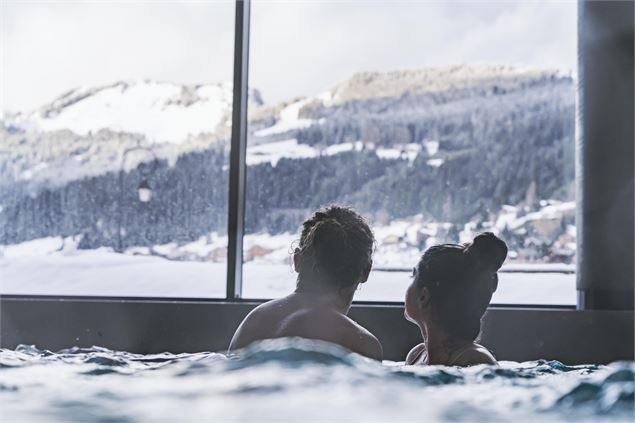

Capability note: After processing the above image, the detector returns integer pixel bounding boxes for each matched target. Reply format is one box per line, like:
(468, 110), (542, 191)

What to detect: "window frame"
(223, 0), (578, 307)
(2, 0), (632, 364)
(226, 0), (250, 300)
(1, 0), (627, 311)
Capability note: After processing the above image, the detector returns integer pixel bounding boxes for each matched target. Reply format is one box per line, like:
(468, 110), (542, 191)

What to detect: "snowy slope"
(327, 64), (569, 103)
(246, 64), (571, 164)
(7, 65), (568, 148)
(11, 80), (238, 144)
(1, 64), (572, 205)
(2, 80), (263, 188)
(253, 98), (316, 137)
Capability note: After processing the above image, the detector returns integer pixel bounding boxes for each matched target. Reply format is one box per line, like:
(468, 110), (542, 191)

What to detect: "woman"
(229, 206), (383, 360)
(405, 232), (507, 366)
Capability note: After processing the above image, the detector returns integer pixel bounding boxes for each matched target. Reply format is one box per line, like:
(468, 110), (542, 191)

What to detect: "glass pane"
(1, 1), (235, 297)
(243, 1), (577, 305)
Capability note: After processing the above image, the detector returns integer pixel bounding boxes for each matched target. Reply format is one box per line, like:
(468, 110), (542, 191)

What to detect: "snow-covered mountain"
(1, 65), (576, 265)
(9, 80), (255, 144)
(1, 65), (571, 185)
(1, 80), (264, 189)
(327, 64), (569, 103)
(246, 64), (573, 165)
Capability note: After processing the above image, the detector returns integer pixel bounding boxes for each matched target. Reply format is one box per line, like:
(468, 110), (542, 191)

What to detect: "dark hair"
(295, 205), (375, 292)
(413, 232), (508, 341)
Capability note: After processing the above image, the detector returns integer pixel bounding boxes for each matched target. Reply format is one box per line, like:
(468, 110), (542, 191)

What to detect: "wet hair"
(295, 206), (375, 293)
(413, 232), (508, 341)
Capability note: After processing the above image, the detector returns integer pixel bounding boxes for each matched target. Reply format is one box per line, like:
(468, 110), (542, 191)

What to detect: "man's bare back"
(229, 292), (383, 360)
(229, 206), (381, 360)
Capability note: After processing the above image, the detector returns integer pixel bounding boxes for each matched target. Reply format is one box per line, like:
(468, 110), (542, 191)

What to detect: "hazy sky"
(2, 0), (577, 112)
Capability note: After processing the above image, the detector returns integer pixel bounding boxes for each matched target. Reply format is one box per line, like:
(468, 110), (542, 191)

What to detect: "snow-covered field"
(0, 237), (575, 305)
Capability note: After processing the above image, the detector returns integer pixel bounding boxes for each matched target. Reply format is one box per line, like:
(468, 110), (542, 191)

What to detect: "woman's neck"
(420, 322), (472, 365)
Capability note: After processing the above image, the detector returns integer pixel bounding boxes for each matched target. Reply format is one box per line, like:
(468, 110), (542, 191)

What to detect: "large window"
(242, 1), (577, 304)
(0, 1), (235, 297)
(1, 1), (577, 305)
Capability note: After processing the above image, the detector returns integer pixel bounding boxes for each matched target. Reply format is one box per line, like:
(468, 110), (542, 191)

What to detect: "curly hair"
(295, 205), (375, 292)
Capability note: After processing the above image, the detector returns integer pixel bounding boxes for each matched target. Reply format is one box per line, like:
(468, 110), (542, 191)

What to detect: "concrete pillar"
(577, 0), (634, 309)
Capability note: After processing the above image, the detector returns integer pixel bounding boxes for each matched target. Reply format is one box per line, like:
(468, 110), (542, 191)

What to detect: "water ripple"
(0, 340), (632, 422)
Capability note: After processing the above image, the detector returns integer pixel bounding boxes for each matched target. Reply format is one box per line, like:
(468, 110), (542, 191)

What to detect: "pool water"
(1, 339), (633, 422)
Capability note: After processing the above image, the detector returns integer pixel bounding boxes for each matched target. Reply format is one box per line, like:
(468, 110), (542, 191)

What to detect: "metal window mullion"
(226, 0), (250, 300)
(575, 0), (584, 310)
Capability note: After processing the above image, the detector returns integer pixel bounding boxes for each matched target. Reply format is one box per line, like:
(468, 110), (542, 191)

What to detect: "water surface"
(1, 339), (632, 422)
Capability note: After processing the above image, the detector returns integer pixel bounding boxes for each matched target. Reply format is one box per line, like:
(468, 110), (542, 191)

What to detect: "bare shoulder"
(455, 345), (497, 366)
(406, 343), (426, 365)
(229, 298), (383, 361)
(279, 310), (383, 361)
(339, 315), (383, 361)
(228, 300), (281, 352)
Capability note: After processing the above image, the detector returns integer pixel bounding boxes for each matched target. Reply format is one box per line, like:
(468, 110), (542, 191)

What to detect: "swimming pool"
(1, 339), (633, 422)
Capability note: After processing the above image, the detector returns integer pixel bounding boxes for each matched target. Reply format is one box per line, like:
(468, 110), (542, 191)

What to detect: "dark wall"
(480, 308), (634, 364)
(1, 297), (632, 364)
(577, 0), (635, 309)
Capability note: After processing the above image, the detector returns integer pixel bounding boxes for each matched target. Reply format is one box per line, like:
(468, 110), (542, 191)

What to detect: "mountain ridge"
(8, 80), (263, 145)
(0, 65), (575, 264)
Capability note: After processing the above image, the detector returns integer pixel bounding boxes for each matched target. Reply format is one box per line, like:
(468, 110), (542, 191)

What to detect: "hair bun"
(465, 232), (508, 272)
